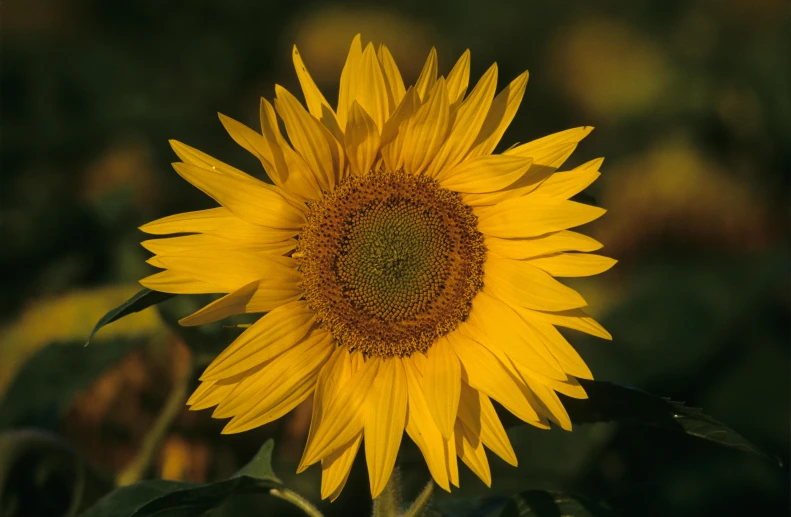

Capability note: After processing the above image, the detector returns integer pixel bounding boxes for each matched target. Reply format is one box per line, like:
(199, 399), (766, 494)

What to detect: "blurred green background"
(1, 1), (788, 516)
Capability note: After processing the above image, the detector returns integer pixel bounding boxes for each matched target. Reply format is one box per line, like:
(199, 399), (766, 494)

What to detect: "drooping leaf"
(561, 380), (779, 465)
(499, 490), (613, 517)
(86, 289), (173, 345)
(80, 440), (282, 517)
(0, 338), (146, 430)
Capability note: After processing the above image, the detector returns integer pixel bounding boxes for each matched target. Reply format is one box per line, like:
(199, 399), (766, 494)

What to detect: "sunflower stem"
(270, 487), (325, 517)
(373, 467), (403, 517)
(401, 480), (434, 517)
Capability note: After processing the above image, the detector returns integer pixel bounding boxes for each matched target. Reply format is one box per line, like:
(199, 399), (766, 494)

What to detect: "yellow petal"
(337, 34), (363, 130)
(527, 253), (617, 277)
(356, 43), (389, 131)
(478, 394), (518, 466)
(462, 143), (578, 207)
(275, 86), (343, 191)
(457, 384), (517, 466)
(401, 78), (450, 175)
(258, 98), (324, 201)
(438, 154), (531, 193)
(476, 195), (606, 239)
(321, 434), (362, 501)
(172, 162), (306, 230)
(507, 305), (595, 379)
(178, 280), (261, 326)
(532, 159), (602, 200)
(188, 380), (236, 411)
(455, 420), (491, 487)
(170, 271), (296, 322)
(484, 255), (587, 311)
(464, 127), (594, 207)
(218, 110), (323, 203)
(506, 127), (594, 159)
(446, 50), (471, 107)
(484, 231), (603, 260)
(422, 337), (461, 439)
(529, 308), (612, 340)
(169, 140), (251, 182)
(141, 234), (296, 257)
(467, 71), (529, 157)
(219, 369), (314, 433)
(380, 87), (419, 172)
(299, 346), (351, 473)
(465, 291), (566, 380)
(446, 427), (460, 487)
(292, 45), (333, 119)
(365, 357), (408, 498)
(153, 248), (300, 294)
(200, 301), (317, 381)
(217, 112), (279, 178)
(446, 329), (542, 425)
(530, 373), (589, 399)
(403, 359), (452, 491)
(140, 208), (297, 242)
(219, 328), (334, 431)
(377, 44), (406, 113)
(140, 269), (223, 294)
(516, 370), (572, 431)
(414, 47), (438, 101)
(428, 64), (498, 177)
(187, 380), (215, 406)
(301, 357), (380, 466)
(345, 101), (381, 175)
(410, 350), (428, 373)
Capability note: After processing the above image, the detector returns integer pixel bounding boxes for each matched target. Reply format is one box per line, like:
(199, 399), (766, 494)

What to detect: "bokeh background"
(1, 1), (789, 516)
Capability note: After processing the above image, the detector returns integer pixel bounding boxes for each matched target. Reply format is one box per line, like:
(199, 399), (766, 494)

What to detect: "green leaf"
(86, 289), (173, 345)
(80, 440), (283, 517)
(499, 490), (613, 517)
(562, 380), (780, 465)
(0, 338), (146, 430)
(230, 438), (280, 483)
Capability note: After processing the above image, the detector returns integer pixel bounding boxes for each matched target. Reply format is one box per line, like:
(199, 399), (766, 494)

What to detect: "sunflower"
(140, 35), (615, 500)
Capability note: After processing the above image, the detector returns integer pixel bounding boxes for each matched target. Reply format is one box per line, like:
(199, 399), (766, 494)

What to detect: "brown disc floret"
(298, 170), (486, 357)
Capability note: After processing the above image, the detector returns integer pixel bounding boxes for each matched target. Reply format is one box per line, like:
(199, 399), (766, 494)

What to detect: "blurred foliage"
(1, 0), (789, 516)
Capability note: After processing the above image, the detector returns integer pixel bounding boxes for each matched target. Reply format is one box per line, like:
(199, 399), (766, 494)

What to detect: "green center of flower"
(298, 170), (485, 357)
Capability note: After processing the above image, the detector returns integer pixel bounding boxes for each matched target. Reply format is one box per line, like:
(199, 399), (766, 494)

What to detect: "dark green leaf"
(0, 338), (145, 430)
(231, 439), (280, 483)
(499, 490), (613, 517)
(79, 440), (282, 517)
(561, 380), (780, 465)
(86, 289), (173, 345)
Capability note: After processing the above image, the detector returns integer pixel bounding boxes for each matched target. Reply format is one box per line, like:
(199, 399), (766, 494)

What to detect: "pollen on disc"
(298, 170), (486, 358)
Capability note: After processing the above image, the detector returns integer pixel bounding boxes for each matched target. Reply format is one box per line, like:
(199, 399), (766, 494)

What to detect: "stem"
(270, 487), (325, 517)
(373, 467), (403, 517)
(116, 360), (191, 486)
(402, 480), (434, 517)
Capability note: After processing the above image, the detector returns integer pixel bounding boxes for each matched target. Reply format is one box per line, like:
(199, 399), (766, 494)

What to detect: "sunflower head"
(140, 34), (615, 500)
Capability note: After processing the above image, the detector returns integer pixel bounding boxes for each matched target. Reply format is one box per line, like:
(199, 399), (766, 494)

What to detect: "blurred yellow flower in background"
(139, 35), (614, 499)
(549, 18), (673, 121)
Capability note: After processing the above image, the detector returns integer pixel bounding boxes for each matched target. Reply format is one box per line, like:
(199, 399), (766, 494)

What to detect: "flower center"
(298, 170), (485, 357)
